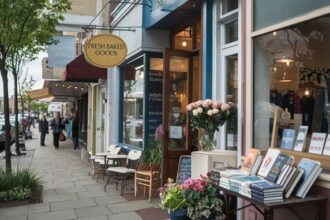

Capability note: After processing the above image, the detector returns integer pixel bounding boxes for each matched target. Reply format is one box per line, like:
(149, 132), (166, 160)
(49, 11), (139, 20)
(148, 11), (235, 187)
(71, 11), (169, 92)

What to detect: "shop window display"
(122, 59), (144, 148)
(253, 15), (330, 152)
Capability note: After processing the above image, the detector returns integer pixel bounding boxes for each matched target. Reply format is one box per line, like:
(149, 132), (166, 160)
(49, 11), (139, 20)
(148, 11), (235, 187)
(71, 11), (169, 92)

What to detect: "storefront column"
(202, 0), (213, 99)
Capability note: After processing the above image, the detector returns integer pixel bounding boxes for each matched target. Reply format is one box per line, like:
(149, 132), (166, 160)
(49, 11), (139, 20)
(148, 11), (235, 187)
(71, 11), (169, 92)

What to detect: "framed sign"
(176, 155), (191, 184)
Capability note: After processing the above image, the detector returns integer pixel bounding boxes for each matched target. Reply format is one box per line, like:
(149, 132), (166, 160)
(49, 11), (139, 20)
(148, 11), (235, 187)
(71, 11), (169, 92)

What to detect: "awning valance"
(65, 54), (107, 82)
(27, 88), (52, 100)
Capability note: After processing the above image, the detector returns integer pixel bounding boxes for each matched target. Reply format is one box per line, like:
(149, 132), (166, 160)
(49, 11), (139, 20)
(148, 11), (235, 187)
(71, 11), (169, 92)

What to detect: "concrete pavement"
(0, 126), (166, 220)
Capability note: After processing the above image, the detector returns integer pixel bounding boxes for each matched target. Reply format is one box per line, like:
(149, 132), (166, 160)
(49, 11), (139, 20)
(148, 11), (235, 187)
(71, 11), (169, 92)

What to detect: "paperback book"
(308, 133), (326, 154)
(322, 134), (330, 156)
(241, 148), (260, 174)
(284, 168), (304, 198)
(293, 126), (308, 152)
(265, 154), (293, 182)
(257, 149), (281, 177)
(280, 129), (296, 150)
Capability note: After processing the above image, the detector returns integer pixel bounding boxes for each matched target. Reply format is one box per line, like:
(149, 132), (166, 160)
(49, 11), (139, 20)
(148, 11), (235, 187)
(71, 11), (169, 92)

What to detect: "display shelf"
(276, 148), (330, 171)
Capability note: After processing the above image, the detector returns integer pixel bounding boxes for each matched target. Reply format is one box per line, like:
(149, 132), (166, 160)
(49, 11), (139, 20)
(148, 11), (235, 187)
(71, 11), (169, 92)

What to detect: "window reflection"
(123, 59), (144, 148)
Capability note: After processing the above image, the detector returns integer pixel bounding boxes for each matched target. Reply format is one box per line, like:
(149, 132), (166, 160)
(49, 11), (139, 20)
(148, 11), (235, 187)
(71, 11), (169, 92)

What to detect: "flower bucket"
(169, 208), (191, 220)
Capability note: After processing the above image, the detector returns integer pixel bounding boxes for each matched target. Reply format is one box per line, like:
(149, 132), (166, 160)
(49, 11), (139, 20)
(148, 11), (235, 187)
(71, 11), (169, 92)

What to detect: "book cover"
(220, 169), (248, 179)
(293, 126), (309, 152)
(295, 158), (320, 197)
(284, 168), (304, 198)
(251, 191), (283, 200)
(322, 134), (330, 156)
(265, 154), (293, 182)
(251, 189), (283, 197)
(241, 149), (260, 173)
(308, 133), (327, 154)
(250, 180), (283, 192)
(257, 149), (281, 177)
(281, 167), (297, 190)
(275, 165), (289, 185)
(279, 166), (293, 186)
(301, 167), (323, 198)
(280, 129), (296, 150)
(250, 155), (263, 176)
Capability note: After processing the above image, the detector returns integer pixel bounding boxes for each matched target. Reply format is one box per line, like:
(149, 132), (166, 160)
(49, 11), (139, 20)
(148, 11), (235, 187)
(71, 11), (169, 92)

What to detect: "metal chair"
(94, 145), (121, 179)
(104, 150), (142, 195)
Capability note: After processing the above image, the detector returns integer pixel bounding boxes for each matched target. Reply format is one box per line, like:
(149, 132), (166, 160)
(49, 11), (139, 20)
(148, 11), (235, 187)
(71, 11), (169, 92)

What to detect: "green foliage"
(160, 184), (187, 211)
(0, 168), (41, 194)
(142, 138), (162, 165)
(0, 186), (32, 201)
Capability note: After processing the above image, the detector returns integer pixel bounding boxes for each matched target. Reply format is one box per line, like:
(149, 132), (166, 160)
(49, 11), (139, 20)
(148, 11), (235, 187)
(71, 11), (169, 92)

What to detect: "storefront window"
(226, 55), (238, 150)
(253, 15), (330, 150)
(222, 0), (238, 15)
(225, 20), (238, 44)
(122, 58), (144, 148)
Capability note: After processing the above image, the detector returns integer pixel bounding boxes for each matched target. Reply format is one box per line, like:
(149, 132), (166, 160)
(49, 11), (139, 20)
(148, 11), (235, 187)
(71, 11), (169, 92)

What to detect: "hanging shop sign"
(84, 34), (127, 68)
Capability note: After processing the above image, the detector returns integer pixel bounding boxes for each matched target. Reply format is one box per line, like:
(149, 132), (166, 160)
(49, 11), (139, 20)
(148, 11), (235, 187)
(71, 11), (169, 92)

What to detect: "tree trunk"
(0, 67), (12, 172)
(13, 72), (21, 155)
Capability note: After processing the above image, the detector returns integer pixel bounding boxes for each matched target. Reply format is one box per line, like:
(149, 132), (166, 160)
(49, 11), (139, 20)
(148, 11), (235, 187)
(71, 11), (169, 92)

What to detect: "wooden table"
(218, 186), (327, 220)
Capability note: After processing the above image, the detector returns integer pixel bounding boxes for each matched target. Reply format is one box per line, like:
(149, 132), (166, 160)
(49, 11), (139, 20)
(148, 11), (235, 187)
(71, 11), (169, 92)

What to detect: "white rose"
(207, 110), (213, 116)
(193, 109), (198, 116)
(197, 107), (203, 113)
(213, 109), (219, 114)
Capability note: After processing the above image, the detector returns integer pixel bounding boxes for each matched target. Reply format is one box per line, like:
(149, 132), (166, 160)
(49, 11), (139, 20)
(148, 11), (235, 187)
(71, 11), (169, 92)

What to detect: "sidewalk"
(0, 127), (167, 220)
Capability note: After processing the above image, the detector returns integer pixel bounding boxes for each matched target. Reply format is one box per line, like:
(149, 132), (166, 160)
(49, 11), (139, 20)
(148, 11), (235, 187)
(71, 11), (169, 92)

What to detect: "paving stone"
(93, 195), (127, 205)
(77, 216), (108, 220)
(28, 203), (50, 214)
(84, 184), (105, 191)
(28, 209), (76, 220)
(0, 205), (29, 217)
(75, 206), (112, 218)
(56, 185), (87, 194)
(77, 189), (109, 199)
(43, 192), (78, 202)
(74, 180), (100, 186)
(107, 200), (155, 213)
(107, 212), (143, 220)
(51, 198), (95, 211)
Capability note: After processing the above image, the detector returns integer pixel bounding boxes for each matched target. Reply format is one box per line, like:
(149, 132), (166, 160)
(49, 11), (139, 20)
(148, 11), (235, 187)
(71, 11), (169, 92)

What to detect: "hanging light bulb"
(181, 40), (187, 47)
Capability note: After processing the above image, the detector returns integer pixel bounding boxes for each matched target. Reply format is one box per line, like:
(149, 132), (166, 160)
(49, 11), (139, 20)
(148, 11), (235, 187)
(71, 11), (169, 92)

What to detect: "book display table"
(218, 186), (327, 220)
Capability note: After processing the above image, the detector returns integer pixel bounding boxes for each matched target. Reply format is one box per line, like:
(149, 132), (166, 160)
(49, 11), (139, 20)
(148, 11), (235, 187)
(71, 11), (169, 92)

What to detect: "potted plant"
(181, 176), (225, 220)
(186, 100), (236, 151)
(159, 178), (189, 220)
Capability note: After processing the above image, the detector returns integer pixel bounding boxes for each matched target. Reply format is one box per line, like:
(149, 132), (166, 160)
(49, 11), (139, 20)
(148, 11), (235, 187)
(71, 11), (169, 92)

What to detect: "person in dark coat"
(71, 111), (79, 149)
(39, 113), (49, 146)
(51, 112), (64, 149)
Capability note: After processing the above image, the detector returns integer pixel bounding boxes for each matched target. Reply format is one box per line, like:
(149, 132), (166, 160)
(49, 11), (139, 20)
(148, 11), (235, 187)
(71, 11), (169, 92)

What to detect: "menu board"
(176, 156), (192, 184)
(148, 71), (163, 137)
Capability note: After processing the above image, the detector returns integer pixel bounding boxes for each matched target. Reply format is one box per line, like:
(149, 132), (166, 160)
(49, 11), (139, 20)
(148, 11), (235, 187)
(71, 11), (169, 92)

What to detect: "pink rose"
(202, 100), (209, 108)
(212, 108), (219, 114)
(197, 107), (203, 113)
(192, 109), (198, 116)
(186, 104), (193, 111)
(195, 100), (203, 107)
(221, 103), (230, 111)
(212, 101), (218, 109)
(207, 110), (213, 116)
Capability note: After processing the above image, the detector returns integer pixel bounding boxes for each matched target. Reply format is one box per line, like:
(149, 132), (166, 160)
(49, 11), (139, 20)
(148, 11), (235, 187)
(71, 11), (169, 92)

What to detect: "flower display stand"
(191, 150), (237, 179)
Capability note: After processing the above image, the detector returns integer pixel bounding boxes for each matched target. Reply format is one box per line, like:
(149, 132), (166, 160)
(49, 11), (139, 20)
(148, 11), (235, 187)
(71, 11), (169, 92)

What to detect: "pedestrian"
(39, 113), (49, 146)
(51, 112), (64, 149)
(72, 110), (79, 150)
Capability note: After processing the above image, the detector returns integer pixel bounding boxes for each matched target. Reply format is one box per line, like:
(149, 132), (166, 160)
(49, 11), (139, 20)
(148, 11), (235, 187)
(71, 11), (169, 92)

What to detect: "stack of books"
(228, 175), (264, 198)
(250, 180), (284, 203)
(219, 169), (247, 190)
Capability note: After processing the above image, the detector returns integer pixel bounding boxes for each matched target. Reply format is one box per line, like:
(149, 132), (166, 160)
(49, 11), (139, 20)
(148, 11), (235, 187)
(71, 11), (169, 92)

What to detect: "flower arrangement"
(186, 99), (236, 150)
(160, 176), (225, 220)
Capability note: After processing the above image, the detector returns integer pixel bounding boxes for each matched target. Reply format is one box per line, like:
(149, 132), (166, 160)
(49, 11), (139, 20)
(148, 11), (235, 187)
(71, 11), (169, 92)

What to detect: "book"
(275, 164), (289, 185)
(251, 189), (283, 197)
(284, 168), (304, 198)
(280, 129), (296, 150)
(295, 158), (321, 197)
(281, 167), (297, 191)
(278, 166), (293, 186)
(308, 133), (327, 154)
(322, 134), (330, 156)
(265, 154), (293, 182)
(250, 155), (263, 176)
(251, 192), (283, 201)
(250, 180), (283, 193)
(241, 149), (260, 174)
(301, 167), (322, 198)
(220, 169), (248, 179)
(293, 126), (308, 152)
(257, 149), (281, 177)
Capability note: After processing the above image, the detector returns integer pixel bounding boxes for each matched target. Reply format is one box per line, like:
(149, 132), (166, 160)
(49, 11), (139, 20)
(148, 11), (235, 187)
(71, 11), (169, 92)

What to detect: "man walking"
(39, 113), (49, 146)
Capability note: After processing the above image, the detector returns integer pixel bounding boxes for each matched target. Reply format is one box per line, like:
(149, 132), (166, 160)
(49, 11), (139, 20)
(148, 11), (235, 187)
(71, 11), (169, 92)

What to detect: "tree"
(19, 75), (36, 132)
(0, 0), (71, 171)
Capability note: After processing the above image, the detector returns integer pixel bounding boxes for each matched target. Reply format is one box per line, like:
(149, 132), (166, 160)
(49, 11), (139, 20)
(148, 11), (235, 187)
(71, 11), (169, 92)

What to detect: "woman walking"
(39, 113), (49, 146)
(51, 112), (64, 149)
(72, 110), (79, 150)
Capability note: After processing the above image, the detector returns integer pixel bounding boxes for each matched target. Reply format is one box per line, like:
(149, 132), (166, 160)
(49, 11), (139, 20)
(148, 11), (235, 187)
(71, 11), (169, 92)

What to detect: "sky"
(0, 51), (47, 97)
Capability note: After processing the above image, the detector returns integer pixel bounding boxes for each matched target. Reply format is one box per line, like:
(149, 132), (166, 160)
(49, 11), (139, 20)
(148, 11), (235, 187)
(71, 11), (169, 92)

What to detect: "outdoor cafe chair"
(104, 150), (142, 195)
(94, 144), (121, 179)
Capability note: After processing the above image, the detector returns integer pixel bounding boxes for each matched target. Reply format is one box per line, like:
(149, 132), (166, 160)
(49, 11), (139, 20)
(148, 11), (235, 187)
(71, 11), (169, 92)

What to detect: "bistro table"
(218, 186), (327, 220)
(106, 154), (128, 166)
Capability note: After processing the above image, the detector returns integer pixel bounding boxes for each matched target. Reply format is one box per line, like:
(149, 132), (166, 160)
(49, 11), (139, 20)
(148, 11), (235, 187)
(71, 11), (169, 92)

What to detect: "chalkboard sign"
(176, 155), (192, 184)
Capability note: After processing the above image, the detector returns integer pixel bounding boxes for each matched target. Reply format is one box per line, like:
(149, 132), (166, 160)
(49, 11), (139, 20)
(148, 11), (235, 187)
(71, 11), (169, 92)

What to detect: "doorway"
(96, 86), (106, 152)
